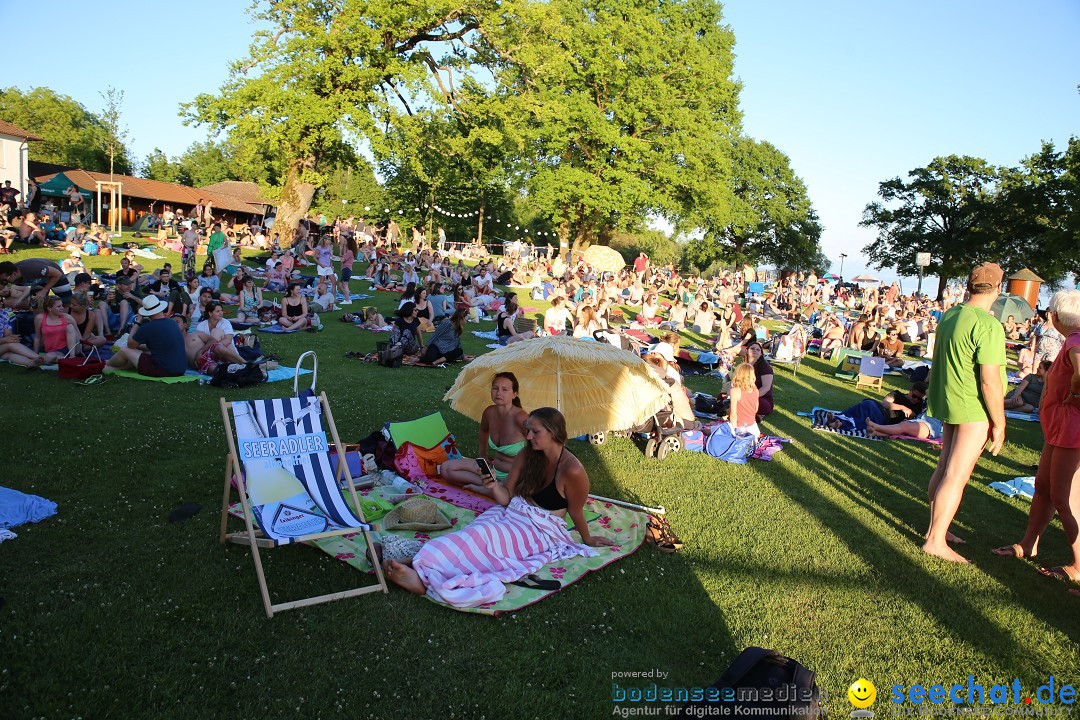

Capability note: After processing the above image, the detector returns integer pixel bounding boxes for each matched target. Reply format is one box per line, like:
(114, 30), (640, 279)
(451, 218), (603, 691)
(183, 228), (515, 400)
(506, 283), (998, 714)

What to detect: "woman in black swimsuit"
(278, 282), (309, 331)
(382, 407), (616, 598)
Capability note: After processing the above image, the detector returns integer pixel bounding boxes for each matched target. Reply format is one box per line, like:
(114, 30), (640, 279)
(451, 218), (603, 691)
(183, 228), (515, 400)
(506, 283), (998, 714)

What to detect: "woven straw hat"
(381, 497), (451, 532)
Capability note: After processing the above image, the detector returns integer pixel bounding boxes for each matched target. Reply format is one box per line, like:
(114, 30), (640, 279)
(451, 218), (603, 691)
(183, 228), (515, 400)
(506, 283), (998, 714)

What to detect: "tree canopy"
(0, 86), (133, 175)
(861, 145), (1078, 298)
(681, 136), (822, 272)
(182, 0), (499, 241)
(483, 0), (741, 253)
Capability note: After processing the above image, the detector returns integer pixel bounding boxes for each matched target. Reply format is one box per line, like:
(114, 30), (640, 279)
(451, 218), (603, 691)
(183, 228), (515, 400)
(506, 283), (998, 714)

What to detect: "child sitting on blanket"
(382, 407), (615, 607)
(358, 306), (387, 330)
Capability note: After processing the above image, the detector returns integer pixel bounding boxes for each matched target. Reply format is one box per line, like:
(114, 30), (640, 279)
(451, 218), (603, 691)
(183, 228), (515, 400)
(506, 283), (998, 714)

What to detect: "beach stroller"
(219, 351), (387, 617)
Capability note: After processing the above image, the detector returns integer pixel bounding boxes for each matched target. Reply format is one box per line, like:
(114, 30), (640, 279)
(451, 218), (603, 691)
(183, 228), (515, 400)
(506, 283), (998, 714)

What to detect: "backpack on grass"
(210, 362), (267, 389)
(679, 647), (820, 718)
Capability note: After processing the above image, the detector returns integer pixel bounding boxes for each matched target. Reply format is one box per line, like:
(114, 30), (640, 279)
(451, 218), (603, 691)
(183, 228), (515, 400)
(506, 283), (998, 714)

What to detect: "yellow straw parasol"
(581, 245), (627, 276)
(443, 335), (671, 438)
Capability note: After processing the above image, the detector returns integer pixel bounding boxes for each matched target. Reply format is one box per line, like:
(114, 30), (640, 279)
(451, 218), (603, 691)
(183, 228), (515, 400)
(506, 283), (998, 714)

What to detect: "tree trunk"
(477, 202), (485, 245)
(936, 275), (947, 303)
(275, 155), (317, 248)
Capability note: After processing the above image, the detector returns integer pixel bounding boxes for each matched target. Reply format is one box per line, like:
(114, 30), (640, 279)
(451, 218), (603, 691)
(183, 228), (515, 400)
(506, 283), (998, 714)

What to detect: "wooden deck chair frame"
(219, 392), (388, 618)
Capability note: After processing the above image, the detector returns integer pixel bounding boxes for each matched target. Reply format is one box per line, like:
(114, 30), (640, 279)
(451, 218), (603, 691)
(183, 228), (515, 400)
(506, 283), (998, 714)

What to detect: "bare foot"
(991, 543), (1031, 558)
(922, 542), (970, 563)
(945, 532), (966, 545)
(383, 559), (426, 594)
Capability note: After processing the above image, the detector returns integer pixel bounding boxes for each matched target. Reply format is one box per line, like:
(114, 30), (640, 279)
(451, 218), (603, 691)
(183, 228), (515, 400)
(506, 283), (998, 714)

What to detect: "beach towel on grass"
(257, 324), (307, 334)
(989, 476), (1035, 500)
(410, 496), (597, 608)
(104, 367), (312, 384)
(806, 409), (942, 446)
(472, 330), (499, 340)
(0, 486), (57, 531)
(1005, 410), (1039, 422)
(228, 492), (647, 615)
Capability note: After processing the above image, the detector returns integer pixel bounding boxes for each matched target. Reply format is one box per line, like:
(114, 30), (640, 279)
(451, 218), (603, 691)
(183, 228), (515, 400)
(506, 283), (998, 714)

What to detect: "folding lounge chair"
(768, 325), (809, 376)
(219, 390), (388, 617)
(855, 356), (886, 391)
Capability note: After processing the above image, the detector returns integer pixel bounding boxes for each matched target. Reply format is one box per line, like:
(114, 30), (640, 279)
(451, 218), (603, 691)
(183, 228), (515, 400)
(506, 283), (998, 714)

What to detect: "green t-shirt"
(927, 304), (1007, 424)
(207, 231), (227, 254)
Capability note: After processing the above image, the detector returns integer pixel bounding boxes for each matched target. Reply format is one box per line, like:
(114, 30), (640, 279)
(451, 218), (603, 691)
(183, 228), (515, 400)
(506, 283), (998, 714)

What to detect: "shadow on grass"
(771, 438), (1076, 676)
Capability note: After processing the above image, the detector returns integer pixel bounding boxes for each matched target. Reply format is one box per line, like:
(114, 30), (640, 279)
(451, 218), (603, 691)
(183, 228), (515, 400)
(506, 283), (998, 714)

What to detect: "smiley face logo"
(848, 678), (876, 709)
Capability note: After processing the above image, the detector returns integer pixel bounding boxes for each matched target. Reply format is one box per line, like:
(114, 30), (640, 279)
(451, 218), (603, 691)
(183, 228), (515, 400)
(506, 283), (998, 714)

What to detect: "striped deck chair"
(219, 391), (387, 617)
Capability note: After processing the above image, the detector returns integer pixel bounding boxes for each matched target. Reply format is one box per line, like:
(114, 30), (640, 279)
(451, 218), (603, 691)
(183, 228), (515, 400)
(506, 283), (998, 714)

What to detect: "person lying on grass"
(441, 372), (530, 494)
(182, 309), (248, 376)
(1003, 360), (1050, 414)
(356, 306), (387, 330)
(383, 407), (615, 606)
(865, 412), (943, 441)
(825, 382), (928, 433)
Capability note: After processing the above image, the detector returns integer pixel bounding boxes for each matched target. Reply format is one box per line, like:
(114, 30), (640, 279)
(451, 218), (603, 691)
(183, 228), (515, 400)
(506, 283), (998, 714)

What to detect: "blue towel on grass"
(989, 476), (1035, 500)
(0, 487), (57, 530)
(472, 330), (499, 340)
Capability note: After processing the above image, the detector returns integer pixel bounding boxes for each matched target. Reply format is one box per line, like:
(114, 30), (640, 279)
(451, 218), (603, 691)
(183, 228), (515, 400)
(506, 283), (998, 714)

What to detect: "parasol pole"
(588, 494), (666, 516)
(556, 351), (561, 411)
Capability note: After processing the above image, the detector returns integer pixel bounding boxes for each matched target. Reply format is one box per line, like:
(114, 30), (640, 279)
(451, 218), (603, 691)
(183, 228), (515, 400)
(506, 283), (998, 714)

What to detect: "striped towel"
(412, 496), (597, 608)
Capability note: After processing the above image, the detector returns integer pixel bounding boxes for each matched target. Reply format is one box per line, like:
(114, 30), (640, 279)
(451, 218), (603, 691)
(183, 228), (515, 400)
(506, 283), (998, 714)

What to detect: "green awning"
(37, 172), (93, 200)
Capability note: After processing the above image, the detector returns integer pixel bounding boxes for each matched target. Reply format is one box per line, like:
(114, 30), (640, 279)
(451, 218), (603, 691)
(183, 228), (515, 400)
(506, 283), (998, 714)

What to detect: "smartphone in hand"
(475, 457), (494, 481)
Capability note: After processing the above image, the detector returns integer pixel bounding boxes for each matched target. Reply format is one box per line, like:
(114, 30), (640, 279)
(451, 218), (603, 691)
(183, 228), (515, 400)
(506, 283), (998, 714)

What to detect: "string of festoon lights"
(347, 202), (559, 238)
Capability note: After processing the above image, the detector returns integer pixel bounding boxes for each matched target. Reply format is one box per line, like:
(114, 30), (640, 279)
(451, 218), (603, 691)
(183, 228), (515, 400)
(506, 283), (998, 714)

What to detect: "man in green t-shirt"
(923, 262), (1007, 563)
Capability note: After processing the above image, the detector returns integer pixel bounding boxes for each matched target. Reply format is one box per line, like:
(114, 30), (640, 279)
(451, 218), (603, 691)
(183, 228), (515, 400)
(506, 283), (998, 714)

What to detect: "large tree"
(680, 136), (822, 272)
(483, 0), (741, 254)
(991, 138), (1080, 285)
(861, 155), (999, 301)
(182, 0), (498, 244)
(0, 86), (133, 174)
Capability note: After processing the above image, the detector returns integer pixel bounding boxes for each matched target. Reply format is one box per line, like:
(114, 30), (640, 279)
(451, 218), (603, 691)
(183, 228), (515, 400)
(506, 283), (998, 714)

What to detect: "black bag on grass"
(678, 647), (820, 718)
(355, 431), (396, 470)
(210, 362), (267, 389)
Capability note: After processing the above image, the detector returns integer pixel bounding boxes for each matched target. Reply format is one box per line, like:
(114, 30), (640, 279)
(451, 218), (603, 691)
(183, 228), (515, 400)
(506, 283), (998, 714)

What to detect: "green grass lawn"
(1, 237), (1077, 719)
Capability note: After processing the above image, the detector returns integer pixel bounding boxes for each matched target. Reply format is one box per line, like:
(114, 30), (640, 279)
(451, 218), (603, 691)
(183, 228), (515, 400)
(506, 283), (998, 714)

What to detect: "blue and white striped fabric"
(234, 396), (370, 545)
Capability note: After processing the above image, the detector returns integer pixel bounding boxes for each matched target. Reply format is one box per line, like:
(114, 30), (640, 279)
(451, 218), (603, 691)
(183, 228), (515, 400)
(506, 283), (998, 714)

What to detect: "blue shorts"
(916, 414), (944, 440)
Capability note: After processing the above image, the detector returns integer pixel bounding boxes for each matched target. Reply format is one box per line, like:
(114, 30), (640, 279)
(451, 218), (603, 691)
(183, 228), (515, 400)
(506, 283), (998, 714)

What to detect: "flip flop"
(76, 374), (108, 386)
(1039, 565), (1080, 584)
(510, 574), (561, 591)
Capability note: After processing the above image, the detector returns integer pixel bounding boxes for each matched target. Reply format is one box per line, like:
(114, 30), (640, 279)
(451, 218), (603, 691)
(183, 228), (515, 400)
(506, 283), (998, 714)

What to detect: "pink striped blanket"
(413, 496), (598, 608)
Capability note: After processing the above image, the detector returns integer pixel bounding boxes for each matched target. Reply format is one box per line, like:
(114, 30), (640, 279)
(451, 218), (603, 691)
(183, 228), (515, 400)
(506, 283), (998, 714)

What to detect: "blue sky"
(8, 0), (1078, 289)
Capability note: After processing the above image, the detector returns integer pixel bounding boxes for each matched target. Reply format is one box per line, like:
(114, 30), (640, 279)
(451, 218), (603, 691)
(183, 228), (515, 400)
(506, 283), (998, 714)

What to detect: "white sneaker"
(340, 298), (352, 305)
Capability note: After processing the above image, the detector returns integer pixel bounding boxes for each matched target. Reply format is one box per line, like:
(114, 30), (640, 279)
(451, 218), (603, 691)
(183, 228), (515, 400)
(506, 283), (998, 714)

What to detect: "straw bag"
(58, 345), (106, 380)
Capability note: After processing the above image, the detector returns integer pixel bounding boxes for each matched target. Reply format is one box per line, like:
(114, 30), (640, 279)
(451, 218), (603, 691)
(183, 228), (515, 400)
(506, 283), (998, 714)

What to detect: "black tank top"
(532, 448), (568, 511)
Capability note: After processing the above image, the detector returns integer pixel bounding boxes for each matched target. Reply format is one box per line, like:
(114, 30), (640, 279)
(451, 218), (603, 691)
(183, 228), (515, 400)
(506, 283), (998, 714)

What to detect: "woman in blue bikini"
(440, 372), (529, 496)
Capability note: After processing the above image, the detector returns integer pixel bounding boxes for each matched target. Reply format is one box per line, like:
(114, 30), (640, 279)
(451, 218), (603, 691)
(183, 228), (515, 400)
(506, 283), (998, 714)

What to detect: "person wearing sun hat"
(922, 261), (1007, 563)
(105, 294), (187, 377)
